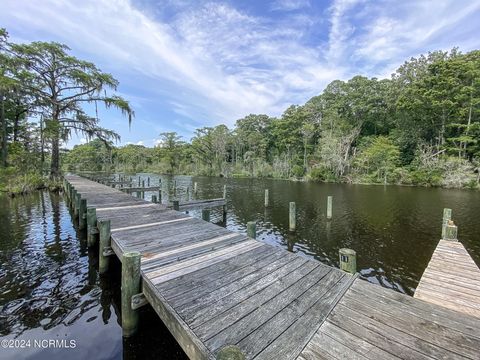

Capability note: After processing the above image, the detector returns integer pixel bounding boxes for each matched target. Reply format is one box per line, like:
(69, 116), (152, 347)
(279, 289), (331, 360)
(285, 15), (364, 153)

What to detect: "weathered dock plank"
(299, 279), (480, 360)
(415, 239), (480, 318)
(64, 174), (480, 360)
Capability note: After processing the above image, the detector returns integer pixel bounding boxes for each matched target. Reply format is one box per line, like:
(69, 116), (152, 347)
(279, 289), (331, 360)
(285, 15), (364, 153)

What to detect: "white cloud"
(1, 0), (479, 136)
(271, 0), (311, 12)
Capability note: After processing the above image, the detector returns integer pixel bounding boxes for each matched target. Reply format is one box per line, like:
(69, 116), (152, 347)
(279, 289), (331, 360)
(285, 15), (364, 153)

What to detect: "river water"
(1, 176), (479, 359)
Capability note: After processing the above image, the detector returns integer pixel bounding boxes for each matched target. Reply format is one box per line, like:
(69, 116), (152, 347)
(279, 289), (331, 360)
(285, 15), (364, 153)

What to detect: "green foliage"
(2, 25), (479, 191)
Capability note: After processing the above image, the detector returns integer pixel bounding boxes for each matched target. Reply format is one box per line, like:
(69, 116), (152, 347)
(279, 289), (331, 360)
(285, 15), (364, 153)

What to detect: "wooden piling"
(152, 195), (157, 203)
(222, 205), (227, 223)
(442, 208), (452, 239)
(327, 196), (333, 219)
(264, 189), (269, 207)
(444, 221), (458, 241)
(289, 202), (296, 232)
(74, 192), (80, 218)
(147, 177), (150, 187)
(223, 184), (227, 199)
(339, 248), (356, 274)
(86, 207), (98, 247)
(99, 220), (111, 274)
(121, 251), (141, 337)
(194, 182), (198, 194)
(202, 209), (210, 222)
(79, 198), (87, 230)
(247, 221), (256, 239)
(173, 200), (180, 211)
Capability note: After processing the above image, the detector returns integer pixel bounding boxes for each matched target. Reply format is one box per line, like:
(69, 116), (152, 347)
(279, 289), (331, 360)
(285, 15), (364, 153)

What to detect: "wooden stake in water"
(247, 221), (256, 239)
(147, 177), (150, 187)
(194, 182), (198, 195)
(202, 209), (210, 222)
(152, 195), (157, 203)
(289, 202), (296, 232)
(121, 251), (141, 337)
(223, 184), (227, 199)
(441, 208), (452, 239)
(327, 196), (333, 219)
(264, 189), (269, 207)
(339, 248), (356, 274)
(99, 219), (111, 274)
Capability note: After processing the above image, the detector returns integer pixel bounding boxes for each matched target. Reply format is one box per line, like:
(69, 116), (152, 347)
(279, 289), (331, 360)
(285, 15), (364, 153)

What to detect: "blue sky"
(1, 0), (480, 147)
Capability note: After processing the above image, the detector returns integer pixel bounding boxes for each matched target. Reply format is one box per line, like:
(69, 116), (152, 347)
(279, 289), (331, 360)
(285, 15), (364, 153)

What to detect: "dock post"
(444, 221), (458, 241)
(222, 204), (227, 223)
(289, 202), (296, 232)
(79, 198), (87, 230)
(74, 192), (80, 218)
(152, 195), (157, 203)
(138, 176), (140, 184)
(173, 200), (180, 211)
(121, 251), (141, 337)
(98, 220), (111, 274)
(202, 209), (210, 222)
(327, 196), (333, 219)
(264, 189), (269, 207)
(339, 248), (356, 274)
(194, 182), (198, 195)
(223, 184), (227, 199)
(158, 190), (162, 204)
(147, 177), (150, 187)
(86, 208), (98, 246)
(247, 221), (256, 239)
(441, 208), (452, 239)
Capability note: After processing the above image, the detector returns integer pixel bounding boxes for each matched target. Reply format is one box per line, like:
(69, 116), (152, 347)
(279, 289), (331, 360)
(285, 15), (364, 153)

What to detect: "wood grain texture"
(415, 239), (480, 318)
(65, 175), (480, 360)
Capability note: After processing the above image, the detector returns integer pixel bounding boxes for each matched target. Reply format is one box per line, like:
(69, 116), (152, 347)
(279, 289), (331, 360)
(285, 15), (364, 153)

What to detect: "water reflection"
(130, 173), (480, 296)
(0, 192), (187, 360)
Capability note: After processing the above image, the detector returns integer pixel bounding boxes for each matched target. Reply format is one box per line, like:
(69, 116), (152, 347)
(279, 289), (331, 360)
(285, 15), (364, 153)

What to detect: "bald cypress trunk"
(1, 91), (7, 167)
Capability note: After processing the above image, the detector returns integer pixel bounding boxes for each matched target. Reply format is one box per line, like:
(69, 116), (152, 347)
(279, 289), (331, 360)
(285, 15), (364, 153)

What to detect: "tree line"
(66, 48), (480, 189)
(1, 26), (479, 190)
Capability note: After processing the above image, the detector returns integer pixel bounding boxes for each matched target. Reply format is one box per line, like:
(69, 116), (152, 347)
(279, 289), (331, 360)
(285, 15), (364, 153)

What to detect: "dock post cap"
(216, 345), (245, 360)
(339, 248), (357, 274)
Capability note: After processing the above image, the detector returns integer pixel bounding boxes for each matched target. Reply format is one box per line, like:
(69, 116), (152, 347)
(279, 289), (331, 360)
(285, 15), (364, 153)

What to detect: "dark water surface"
(0, 176), (479, 359)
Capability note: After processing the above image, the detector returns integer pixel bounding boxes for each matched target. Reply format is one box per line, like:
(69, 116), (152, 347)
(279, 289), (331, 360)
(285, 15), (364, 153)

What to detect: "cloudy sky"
(1, 0), (479, 147)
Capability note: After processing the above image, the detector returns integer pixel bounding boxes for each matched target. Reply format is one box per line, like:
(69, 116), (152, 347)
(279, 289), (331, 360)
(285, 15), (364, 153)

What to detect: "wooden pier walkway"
(64, 175), (480, 360)
(415, 239), (480, 318)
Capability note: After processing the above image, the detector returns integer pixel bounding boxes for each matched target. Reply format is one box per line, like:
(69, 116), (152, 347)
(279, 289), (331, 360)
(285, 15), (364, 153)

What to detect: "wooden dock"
(415, 239), (480, 318)
(64, 175), (480, 360)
